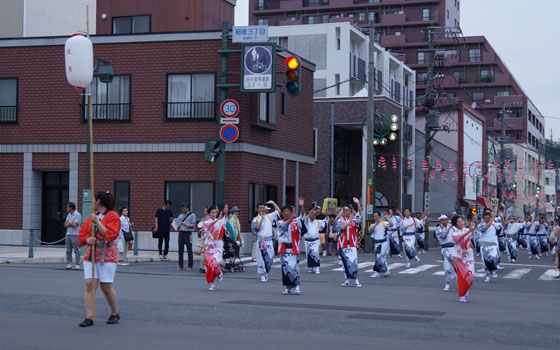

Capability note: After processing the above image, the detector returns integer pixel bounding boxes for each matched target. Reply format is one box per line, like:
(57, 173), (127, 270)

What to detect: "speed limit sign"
(220, 99), (240, 118)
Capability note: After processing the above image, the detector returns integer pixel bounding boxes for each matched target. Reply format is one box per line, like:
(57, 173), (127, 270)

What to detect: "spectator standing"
(177, 203), (196, 271)
(154, 200), (173, 261)
(65, 202), (82, 270)
(230, 206), (242, 247)
(117, 207), (132, 266)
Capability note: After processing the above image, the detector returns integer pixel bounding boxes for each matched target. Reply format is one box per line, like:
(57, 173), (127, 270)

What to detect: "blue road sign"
(220, 124), (239, 143)
(241, 43), (276, 92)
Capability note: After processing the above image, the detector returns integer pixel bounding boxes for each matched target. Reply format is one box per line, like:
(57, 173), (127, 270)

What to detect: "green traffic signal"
(204, 140), (223, 163)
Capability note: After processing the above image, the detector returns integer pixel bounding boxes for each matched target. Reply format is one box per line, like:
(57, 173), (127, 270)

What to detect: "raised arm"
(266, 200), (281, 214)
(353, 197), (362, 214)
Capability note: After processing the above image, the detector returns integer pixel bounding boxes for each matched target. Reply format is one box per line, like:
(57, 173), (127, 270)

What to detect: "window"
(166, 74), (215, 120)
(417, 72), (427, 85)
(447, 9), (449, 19)
(307, 15), (321, 24)
(112, 15), (150, 34)
(313, 128), (318, 161)
(286, 15), (296, 21)
(359, 13), (366, 22)
(394, 81), (401, 102)
(165, 182), (214, 219)
(374, 69), (383, 92)
(453, 70), (466, 82)
(446, 49), (457, 56)
(263, 184), (278, 203)
(259, 92), (277, 124)
(497, 91), (509, 96)
(114, 181), (130, 214)
(417, 51), (428, 64)
(85, 75), (130, 121)
(330, 14), (341, 19)
(446, 92), (456, 98)
(248, 183), (260, 222)
(473, 91), (484, 100)
(323, 14), (329, 23)
(258, 18), (269, 25)
(0, 78), (17, 123)
(335, 74), (340, 95)
(469, 48), (482, 62)
(306, 0), (329, 7)
(334, 127), (349, 173)
(480, 68), (493, 82)
(422, 8), (434, 21)
(368, 12), (375, 22)
(281, 92), (286, 115)
(278, 37), (288, 49)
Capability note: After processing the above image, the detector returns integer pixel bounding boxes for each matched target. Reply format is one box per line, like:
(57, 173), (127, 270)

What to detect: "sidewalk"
(0, 245), (164, 264)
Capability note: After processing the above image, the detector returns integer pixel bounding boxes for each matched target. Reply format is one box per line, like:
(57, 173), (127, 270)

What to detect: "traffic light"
(285, 56), (301, 96)
(204, 140), (223, 163)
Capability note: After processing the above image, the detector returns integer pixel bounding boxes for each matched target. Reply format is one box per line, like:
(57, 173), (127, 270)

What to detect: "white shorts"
(83, 261), (117, 283)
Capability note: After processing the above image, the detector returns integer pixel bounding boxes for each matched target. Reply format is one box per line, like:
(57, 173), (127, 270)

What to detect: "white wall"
(24, 0), (96, 36)
(463, 110), (484, 200)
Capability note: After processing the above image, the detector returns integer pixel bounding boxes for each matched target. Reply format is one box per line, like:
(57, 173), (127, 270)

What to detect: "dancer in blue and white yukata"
(276, 199), (304, 295)
(302, 205), (328, 275)
(251, 201), (281, 282)
(336, 197), (362, 287)
(368, 211), (392, 278)
(524, 214), (540, 260)
(435, 214), (456, 291)
(504, 215), (519, 263)
(400, 208), (422, 268)
(414, 211), (428, 254)
(537, 216), (550, 257)
(386, 208), (402, 258)
(478, 211), (500, 283)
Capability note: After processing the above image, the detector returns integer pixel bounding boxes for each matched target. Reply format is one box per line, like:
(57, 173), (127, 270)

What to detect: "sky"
(234, 0), (560, 140)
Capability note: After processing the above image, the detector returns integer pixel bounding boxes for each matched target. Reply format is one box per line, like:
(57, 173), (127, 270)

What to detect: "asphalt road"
(0, 249), (558, 350)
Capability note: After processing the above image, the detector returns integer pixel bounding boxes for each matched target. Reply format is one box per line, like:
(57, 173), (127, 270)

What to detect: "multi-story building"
(268, 22), (416, 212)
(0, 31), (314, 249)
(0, 0), (96, 38)
(249, 0), (546, 166)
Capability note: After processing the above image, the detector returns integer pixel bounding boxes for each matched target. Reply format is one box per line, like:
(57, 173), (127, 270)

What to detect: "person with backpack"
(368, 211), (392, 278)
(176, 203), (196, 271)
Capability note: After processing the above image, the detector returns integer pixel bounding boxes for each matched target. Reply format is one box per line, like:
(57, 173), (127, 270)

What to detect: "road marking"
(365, 262), (406, 273)
(243, 257), (280, 267)
(538, 269), (559, 281)
(333, 262), (374, 272)
(398, 264), (438, 274)
(436, 260), (554, 268)
(433, 271), (444, 276)
(239, 256), (253, 262)
(502, 268), (531, 279)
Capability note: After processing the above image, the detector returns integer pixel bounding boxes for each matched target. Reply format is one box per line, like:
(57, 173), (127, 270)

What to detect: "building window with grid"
(258, 18), (269, 25)
(472, 91), (484, 100)
(422, 8), (435, 21)
(469, 48), (482, 62)
(359, 13), (366, 22)
(112, 15), (150, 34)
(259, 92), (277, 125)
(114, 181), (130, 214)
(453, 70), (466, 83)
(248, 183), (260, 222)
(0, 78), (17, 123)
(417, 72), (427, 85)
(84, 75), (130, 121)
(166, 73), (215, 120)
(417, 51), (428, 64)
(307, 15), (321, 24)
(263, 184), (278, 203)
(165, 182), (214, 219)
(479, 68), (493, 82)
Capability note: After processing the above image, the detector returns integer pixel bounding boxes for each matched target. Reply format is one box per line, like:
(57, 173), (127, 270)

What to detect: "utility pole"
(216, 21), (230, 206)
(536, 142), (542, 217)
(365, 20), (375, 223)
(498, 103), (507, 202)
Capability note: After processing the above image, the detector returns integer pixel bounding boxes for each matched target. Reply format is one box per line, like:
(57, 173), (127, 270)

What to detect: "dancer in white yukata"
(504, 215), (519, 263)
(478, 211), (500, 283)
(336, 197), (362, 287)
(387, 209), (402, 257)
(414, 211), (428, 254)
(525, 214), (540, 260)
(251, 201), (281, 282)
(435, 214), (456, 291)
(537, 216), (550, 257)
(276, 199), (305, 295)
(368, 211), (392, 278)
(400, 208), (422, 268)
(302, 205), (327, 274)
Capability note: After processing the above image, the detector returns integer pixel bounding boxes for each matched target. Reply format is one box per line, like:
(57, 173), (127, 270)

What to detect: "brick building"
(0, 31), (314, 247)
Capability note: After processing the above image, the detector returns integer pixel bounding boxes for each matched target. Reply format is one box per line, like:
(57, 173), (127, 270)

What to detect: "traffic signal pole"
(216, 21), (230, 207)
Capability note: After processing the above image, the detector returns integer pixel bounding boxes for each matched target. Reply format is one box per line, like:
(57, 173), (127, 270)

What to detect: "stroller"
(222, 235), (245, 272)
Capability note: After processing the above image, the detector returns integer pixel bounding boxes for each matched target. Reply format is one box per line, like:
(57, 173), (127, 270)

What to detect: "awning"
(477, 196), (492, 209)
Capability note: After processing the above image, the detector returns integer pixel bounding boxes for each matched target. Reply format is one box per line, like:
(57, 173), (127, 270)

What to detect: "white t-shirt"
(252, 211), (280, 238)
(401, 217), (420, 234)
(369, 220), (389, 240)
(303, 217), (327, 239)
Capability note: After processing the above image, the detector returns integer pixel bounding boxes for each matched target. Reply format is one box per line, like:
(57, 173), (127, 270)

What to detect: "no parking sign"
(220, 124), (239, 143)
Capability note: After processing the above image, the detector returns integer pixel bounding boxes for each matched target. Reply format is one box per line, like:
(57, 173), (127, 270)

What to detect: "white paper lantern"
(65, 33), (93, 89)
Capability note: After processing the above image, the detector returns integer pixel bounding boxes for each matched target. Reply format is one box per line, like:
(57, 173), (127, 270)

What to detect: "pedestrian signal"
(204, 140), (223, 163)
(285, 56), (301, 97)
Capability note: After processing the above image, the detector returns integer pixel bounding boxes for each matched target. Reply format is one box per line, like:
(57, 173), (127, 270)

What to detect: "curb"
(1, 256), (155, 264)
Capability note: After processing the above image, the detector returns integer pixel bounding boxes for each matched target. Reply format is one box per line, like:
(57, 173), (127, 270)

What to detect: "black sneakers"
(79, 318), (94, 327)
(106, 313), (120, 324)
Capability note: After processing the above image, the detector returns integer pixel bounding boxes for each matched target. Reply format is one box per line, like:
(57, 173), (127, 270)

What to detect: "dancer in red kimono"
(203, 204), (229, 291)
(451, 215), (476, 303)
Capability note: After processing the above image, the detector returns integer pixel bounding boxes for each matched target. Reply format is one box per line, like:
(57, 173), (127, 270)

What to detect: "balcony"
(279, 19), (303, 25)
(405, 10), (440, 24)
(0, 105), (17, 123)
(303, 0), (330, 7)
(381, 34), (406, 46)
(380, 13), (406, 26)
(165, 102), (215, 121)
(83, 103), (130, 121)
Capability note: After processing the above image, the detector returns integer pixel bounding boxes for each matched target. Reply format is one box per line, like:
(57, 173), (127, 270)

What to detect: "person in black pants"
(155, 200), (173, 261)
(177, 203), (196, 271)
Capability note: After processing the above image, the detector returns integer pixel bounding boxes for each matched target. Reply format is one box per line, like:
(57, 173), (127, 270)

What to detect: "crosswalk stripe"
(243, 257), (280, 267)
(239, 256), (253, 262)
(538, 269), (559, 281)
(365, 262), (406, 273)
(503, 268), (531, 279)
(398, 264), (438, 274)
(433, 271), (444, 276)
(332, 262), (374, 272)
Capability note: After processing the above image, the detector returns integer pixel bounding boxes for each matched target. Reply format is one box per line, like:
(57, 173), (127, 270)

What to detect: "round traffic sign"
(220, 124), (239, 143)
(244, 46), (272, 74)
(220, 99), (240, 118)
